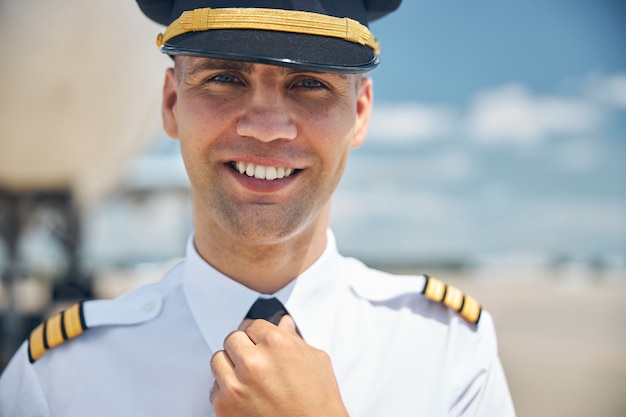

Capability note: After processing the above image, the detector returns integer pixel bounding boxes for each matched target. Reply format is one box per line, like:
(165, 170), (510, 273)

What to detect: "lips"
(232, 161), (295, 180)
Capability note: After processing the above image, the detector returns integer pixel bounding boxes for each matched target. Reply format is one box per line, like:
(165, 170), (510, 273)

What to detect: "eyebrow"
(182, 57), (349, 80)
(185, 58), (255, 78)
(281, 66), (350, 80)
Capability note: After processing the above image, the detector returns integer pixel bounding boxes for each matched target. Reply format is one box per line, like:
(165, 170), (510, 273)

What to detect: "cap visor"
(163, 29), (379, 73)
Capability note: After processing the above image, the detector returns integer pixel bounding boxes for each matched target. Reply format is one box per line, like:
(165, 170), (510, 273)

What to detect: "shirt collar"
(182, 229), (343, 353)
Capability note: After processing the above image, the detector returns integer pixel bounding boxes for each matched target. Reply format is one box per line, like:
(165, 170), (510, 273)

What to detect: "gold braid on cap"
(156, 7), (380, 54)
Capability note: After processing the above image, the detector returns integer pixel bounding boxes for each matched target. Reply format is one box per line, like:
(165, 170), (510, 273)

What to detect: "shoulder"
(342, 257), (482, 325)
(27, 262), (184, 363)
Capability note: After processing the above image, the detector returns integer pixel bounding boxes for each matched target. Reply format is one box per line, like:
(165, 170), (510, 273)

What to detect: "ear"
(162, 67), (180, 139)
(351, 76), (373, 149)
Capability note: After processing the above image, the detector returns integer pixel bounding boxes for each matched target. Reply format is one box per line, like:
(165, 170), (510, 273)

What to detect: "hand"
(210, 315), (350, 417)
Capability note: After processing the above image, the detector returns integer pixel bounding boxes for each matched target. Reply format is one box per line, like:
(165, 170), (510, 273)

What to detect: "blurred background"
(0, 0), (624, 416)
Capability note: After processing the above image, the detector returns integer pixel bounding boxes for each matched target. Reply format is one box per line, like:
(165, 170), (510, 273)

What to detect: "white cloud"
(368, 102), (457, 143)
(585, 73), (626, 109)
(465, 84), (603, 145)
(346, 150), (475, 183)
(364, 72), (625, 148)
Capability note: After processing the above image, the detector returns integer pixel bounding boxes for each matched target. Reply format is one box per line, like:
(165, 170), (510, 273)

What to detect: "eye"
(209, 73), (241, 84)
(294, 78), (326, 90)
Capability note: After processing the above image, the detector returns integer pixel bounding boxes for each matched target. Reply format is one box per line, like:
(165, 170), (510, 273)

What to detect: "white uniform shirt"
(0, 231), (515, 416)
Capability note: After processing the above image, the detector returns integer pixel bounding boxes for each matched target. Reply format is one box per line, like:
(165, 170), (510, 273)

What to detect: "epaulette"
(28, 301), (87, 364)
(421, 275), (482, 325)
(28, 289), (163, 363)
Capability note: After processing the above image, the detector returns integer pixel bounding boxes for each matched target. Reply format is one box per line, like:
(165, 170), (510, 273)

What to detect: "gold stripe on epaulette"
(443, 285), (464, 312)
(63, 302), (85, 338)
(28, 301), (87, 363)
(28, 323), (46, 363)
(460, 294), (482, 325)
(423, 276), (446, 302)
(46, 312), (65, 349)
(422, 275), (482, 325)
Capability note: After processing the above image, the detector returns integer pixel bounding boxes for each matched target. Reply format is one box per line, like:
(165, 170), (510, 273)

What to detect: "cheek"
(178, 138), (204, 188)
(177, 98), (233, 150)
(175, 103), (219, 182)
(319, 114), (356, 167)
(180, 102), (214, 134)
(300, 100), (357, 146)
(300, 105), (356, 187)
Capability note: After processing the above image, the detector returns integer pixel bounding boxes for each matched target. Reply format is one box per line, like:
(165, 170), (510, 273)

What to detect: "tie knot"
(245, 297), (288, 325)
(245, 297), (303, 338)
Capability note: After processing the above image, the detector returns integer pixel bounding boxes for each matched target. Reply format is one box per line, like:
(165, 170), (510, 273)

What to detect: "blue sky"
(328, 0), (626, 266)
(370, 0), (626, 102)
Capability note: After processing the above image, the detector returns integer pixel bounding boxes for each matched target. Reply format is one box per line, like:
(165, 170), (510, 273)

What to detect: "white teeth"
(254, 165), (265, 179)
(265, 166), (277, 180)
(233, 162), (295, 180)
(245, 163), (255, 176)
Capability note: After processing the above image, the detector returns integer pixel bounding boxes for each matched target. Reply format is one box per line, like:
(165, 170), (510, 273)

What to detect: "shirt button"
(141, 299), (155, 313)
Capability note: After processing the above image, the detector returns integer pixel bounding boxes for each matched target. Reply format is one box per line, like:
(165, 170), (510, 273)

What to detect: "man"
(0, 1), (516, 416)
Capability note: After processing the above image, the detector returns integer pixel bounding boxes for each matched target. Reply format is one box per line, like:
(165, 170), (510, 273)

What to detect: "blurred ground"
(384, 266), (626, 417)
(492, 281), (626, 417)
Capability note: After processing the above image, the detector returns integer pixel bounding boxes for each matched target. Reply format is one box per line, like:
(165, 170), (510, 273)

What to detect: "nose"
(236, 88), (297, 142)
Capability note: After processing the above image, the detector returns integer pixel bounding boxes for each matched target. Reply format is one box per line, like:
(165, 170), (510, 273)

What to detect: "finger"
(244, 319), (278, 345)
(209, 380), (219, 404)
(277, 314), (296, 333)
(224, 329), (255, 349)
(223, 329), (255, 364)
(210, 349), (235, 387)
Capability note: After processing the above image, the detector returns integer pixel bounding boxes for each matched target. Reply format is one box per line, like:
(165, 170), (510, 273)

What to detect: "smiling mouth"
(230, 161), (298, 180)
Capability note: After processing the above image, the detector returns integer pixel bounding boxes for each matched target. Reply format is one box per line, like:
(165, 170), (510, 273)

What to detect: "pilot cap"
(136, 0), (401, 73)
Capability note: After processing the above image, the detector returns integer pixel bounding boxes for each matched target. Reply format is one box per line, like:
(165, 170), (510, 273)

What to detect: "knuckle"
(239, 353), (264, 375)
(247, 319), (267, 333)
(315, 348), (332, 362)
(264, 329), (286, 346)
(223, 330), (243, 349)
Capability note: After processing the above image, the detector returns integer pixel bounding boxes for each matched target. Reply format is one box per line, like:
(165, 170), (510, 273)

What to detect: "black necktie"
(245, 297), (302, 337)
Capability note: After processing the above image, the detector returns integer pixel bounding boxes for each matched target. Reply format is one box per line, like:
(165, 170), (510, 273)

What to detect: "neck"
(193, 209), (330, 294)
